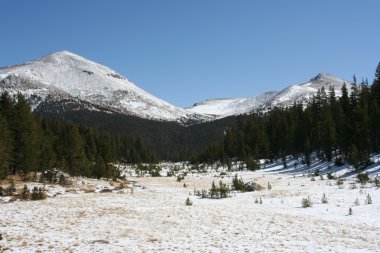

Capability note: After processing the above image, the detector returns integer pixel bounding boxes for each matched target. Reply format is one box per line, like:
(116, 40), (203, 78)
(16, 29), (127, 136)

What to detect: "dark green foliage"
(13, 94), (40, 180)
(36, 106), (240, 162)
(210, 181), (219, 198)
(0, 112), (13, 179)
(357, 172), (370, 184)
(196, 63), (380, 170)
(0, 92), (156, 179)
(21, 185), (30, 200)
(31, 186), (46, 201)
(198, 65), (380, 170)
(232, 174), (262, 192)
(365, 194), (372, 204)
(218, 180), (230, 198)
(39, 169), (59, 184)
(321, 193), (328, 204)
(327, 170), (335, 180)
(232, 174), (245, 191)
(336, 178), (344, 187)
(301, 196), (312, 208)
(134, 163), (160, 177)
(185, 197), (193, 206)
(5, 179), (16, 196)
(209, 181), (230, 199)
(31, 186), (40, 200)
(198, 180), (231, 199)
(334, 157), (344, 166)
(58, 174), (69, 186)
(349, 207), (353, 215)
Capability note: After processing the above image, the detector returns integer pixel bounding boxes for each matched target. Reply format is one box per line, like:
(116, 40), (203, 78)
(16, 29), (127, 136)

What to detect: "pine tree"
(349, 144), (360, 171)
(371, 62), (380, 106)
(59, 124), (89, 176)
(13, 94), (40, 180)
(0, 113), (13, 179)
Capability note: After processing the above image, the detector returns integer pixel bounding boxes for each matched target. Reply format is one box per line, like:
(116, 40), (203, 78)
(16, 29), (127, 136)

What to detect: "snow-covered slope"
(0, 51), (208, 123)
(0, 51), (352, 122)
(187, 73), (351, 117)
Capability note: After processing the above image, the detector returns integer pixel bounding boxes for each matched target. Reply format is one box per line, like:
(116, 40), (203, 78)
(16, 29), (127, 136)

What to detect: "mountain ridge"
(187, 72), (351, 118)
(0, 51), (352, 123)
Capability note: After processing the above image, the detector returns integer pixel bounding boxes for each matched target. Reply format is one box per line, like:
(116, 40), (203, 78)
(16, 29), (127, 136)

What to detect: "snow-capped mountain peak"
(0, 51), (352, 122)
(187, 73), (351, 118)
(0, 51), (208, 123)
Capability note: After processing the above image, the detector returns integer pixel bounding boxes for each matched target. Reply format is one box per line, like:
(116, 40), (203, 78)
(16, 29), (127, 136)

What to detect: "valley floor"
(1, 167), (380, 252)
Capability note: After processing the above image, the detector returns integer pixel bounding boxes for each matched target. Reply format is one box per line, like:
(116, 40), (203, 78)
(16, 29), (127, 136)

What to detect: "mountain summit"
(0, 51), (207, 123)
(187, 72), (351, 117)
(0, 51), (351, 122)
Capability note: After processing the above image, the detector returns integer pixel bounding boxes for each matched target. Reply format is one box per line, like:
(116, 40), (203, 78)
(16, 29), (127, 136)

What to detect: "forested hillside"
(34, 107), (241, 161)
(1, 63), (379, 179)
(0, 93), (157, 180)
(198, 63), (380, 171)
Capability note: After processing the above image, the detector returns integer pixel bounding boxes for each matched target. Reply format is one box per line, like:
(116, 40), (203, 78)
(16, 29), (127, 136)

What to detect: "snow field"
(1, 169), (379, 252)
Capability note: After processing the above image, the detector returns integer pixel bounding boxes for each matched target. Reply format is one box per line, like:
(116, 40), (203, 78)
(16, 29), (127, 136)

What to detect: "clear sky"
(1, 0), (379, 107)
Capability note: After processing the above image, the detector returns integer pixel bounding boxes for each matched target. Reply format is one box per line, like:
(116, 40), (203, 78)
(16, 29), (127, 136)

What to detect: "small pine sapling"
(301, 196), (313, 208)
(365, 194), (372, 204)
(349, 182), (357, 190)
(31, 186), (39, 200)
(321, 193), (328, 204)
(21, 185), (30, 200)
(348, 207), (353, 215)
(267, 182), (272, 190)
(185, 197), (193, 206)
(6, 180), (16, 196)
(354, 198), (360, 206)
(201, 189), (208, 198)
(336, 178), (344, 188)
(259, 197), (263, 204)
(38, 187), (46, 200)
(327, 171), (335, 180)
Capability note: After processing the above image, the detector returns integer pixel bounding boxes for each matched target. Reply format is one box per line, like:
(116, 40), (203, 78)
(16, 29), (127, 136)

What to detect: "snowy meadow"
(1, 157), (380, 253)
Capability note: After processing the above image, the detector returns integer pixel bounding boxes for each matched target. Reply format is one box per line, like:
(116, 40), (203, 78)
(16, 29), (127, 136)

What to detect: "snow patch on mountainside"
(0, 51), (208, 122)
(0, 51), (352, 122)
(187, 73), (350, 117)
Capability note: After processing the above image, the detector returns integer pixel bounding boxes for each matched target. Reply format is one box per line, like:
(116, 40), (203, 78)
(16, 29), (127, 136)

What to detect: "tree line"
(0, 92), (157, 180)
(197, 63), (380, 170)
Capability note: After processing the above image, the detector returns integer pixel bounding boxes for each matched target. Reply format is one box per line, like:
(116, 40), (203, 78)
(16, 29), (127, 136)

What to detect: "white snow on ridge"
(0, 51), (207, 122)
(187, 72), (351, 117)
(0, 51), (351, 122)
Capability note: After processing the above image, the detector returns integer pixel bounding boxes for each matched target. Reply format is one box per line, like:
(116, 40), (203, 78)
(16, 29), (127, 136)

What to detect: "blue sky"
(1, 0), (379, 107)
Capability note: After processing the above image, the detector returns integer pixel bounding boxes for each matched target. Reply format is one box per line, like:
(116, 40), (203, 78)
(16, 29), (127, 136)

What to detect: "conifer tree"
(0, 113), (13, 179)
(13, 94), (40, 180)
(59, 124), (89, 176)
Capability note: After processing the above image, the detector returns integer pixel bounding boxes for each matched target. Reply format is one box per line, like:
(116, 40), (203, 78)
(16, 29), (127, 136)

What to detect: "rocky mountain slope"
(0, 51), (351, 123)
(187, 73), (351, 117)
(0, 51), (208, 123)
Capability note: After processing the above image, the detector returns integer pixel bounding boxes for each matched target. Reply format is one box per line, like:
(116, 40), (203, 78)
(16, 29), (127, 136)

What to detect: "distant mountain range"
(0, 51), (351, 124)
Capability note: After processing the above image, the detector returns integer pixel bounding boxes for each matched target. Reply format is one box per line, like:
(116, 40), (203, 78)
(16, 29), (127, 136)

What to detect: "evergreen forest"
(0, 62), (379, 179)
